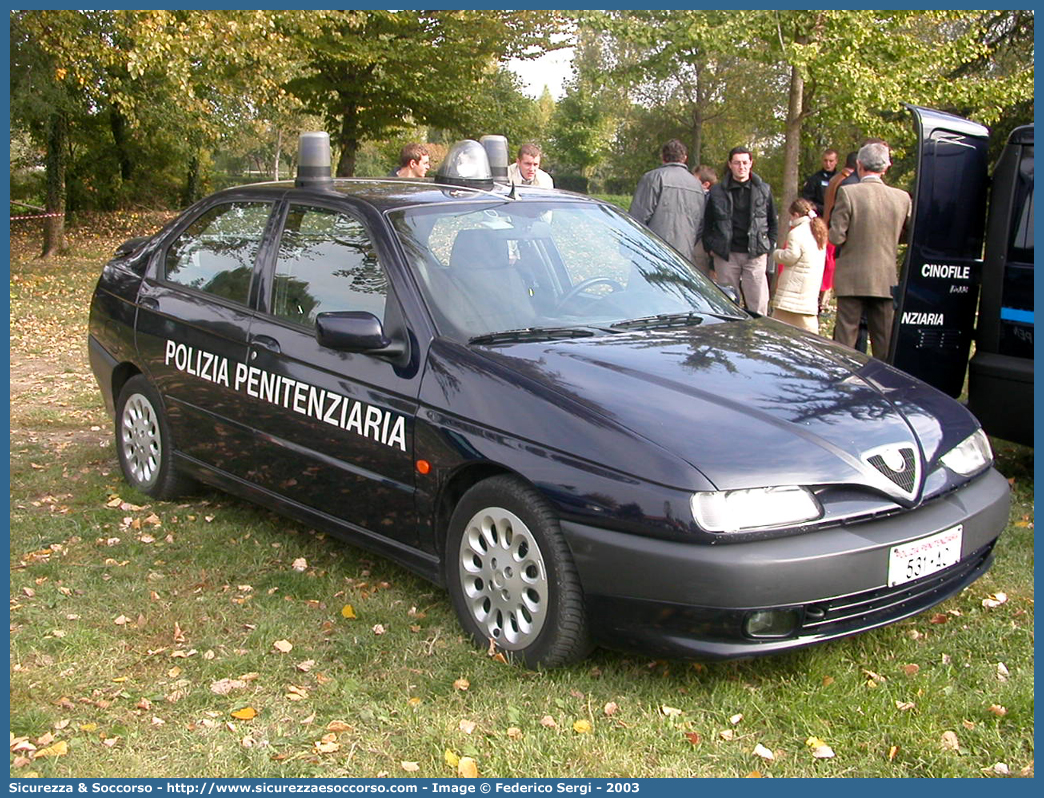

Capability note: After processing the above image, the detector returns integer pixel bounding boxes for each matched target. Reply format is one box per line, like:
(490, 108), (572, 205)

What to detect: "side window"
(272, 205), (388, 327)
(164, 202), (272, 303)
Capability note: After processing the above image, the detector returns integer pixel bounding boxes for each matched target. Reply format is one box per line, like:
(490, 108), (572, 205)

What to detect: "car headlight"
(940, 428), (993, 476)
(691, 486), (822, 533)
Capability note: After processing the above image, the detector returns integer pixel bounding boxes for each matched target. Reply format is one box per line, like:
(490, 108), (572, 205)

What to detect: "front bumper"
(562, 468), (1010, 659)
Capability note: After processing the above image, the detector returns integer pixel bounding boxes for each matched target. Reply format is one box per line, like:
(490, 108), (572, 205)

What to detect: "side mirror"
(115, 236), (150, 258)
(315, 311), (405, 357)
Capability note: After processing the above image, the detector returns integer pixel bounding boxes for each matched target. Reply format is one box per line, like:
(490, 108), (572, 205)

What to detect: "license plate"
(887, 525), (963, 587)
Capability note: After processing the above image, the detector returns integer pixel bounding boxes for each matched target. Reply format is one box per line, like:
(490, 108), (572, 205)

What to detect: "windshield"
(389, 200), (744, 341)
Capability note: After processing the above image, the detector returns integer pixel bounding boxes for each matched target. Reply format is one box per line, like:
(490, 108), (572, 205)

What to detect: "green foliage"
(281, 10), (567, 176)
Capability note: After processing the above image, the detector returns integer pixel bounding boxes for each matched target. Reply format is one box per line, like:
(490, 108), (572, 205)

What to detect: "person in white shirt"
(507, 143), (553, 188)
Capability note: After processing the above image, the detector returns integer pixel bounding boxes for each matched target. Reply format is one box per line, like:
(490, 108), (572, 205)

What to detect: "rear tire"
(446, 475), (592, 668)
(115, 375), (193, 499)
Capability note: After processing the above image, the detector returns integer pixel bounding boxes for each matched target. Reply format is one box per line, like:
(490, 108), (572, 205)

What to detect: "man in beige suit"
(828, 142), (912, 358)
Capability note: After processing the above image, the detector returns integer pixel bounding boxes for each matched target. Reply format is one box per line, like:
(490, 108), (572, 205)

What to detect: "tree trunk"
(273, 128), (283, 181)
(39, 112), (67, 260)
(336, 109), (359, 177)
(110, 103), (133, 183)
(182, 155), (201, 206)
(689, 106), (703, 169)
(782, 62), (804, 217)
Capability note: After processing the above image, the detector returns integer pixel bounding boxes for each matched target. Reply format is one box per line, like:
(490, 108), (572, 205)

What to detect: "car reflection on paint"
(87, 134), (1010, 668)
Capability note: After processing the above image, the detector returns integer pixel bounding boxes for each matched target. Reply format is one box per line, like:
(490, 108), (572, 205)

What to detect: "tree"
(282, 11), (566, 176)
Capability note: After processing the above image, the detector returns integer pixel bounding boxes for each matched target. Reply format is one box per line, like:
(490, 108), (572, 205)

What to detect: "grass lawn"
(8, 214), (1034, 779)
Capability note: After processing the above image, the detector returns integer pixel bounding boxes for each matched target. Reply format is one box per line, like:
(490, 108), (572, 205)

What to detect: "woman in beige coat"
(770, 198), (828, 333)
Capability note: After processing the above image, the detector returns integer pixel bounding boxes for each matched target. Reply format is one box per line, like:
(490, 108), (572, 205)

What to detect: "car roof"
(208, 178), (598, 214)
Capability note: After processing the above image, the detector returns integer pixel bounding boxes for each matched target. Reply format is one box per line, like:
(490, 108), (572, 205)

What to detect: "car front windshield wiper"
(468, 326), (603, 346)
(609, 311), (706, 331)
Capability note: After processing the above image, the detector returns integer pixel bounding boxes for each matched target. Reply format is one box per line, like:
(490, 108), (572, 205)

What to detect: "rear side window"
(164, 202), (272, 303)
(271, 205), (387, 327)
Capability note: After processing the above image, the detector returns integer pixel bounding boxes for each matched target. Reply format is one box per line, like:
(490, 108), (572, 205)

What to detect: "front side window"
(164, 202), (272, 304)
(271, 206), (387, 327)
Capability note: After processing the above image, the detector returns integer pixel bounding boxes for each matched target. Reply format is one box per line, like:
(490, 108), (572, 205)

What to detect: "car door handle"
(139, 296), (159, 310)
(249, 334), (281, 358)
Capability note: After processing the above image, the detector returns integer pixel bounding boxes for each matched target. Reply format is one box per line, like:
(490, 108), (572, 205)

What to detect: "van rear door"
(889, 105), (990, 396)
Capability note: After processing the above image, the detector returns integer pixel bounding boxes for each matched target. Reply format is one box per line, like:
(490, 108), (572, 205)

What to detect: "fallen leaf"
(167, 667), (182, 678)
(812, 745), (835, 759)
(989, 762), (1010, 776)
(151, 717), (165, 727)
(296, 660), (315, 673)
(822, 676), (835, 686)
(888, 745), (899, 762)
(540, 715), (557, 729)
(341, 604), (356, 619)
(273, 639), (293, 653)
(315, 737), (340, 754)
(996, 662), (1010, 682)
(507, 727), (523, 741)
(573, 720), (592, 734)
(326, 721), (352, 733)
(752, 743), (775, 761)
(729, 713), (743, 725)
(744, 771), (763, 778)
(981, 592), (1008, 609)
(292, 557), (308, 572)
(962, 719), (976, 731)
(603, 701), (619, 717)
(895, 701), (916, 711)
(114, 615), (130, 626)
(400, 761), (420, 773)
(661, 705), (683, 717)
(941, 730), (960, 751)
(372, 624), (386, 635)
(902, 664), (920, 677)
(806, 736), (828, 748)
(231, 707), (257, 721)
(457, 757), (479, 778)
(988, 704), (1008, 717)
(408, 697), (422, 707)
(459, 719), (477, 735)
(173, 622), (185, 643)
(210, 679), (247, 696)
(453, 678), (470, 691)
(719, 729), (735, 741)
(929, 613), (948, 624)
(31, 741), (68, 759)
(684, 732), (701, 746)
(444, 750), (460, 768)
(491, 652), (508, 665)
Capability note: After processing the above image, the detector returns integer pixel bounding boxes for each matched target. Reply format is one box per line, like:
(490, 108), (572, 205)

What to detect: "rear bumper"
(561, 468), (1010, 659)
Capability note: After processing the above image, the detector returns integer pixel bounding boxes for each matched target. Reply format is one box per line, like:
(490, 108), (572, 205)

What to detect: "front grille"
(800, 542), (995, 635)
(867, 447), (917, 494)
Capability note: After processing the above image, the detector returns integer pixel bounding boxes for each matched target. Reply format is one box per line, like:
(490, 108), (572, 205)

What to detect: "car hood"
(468, 318), (979, 500)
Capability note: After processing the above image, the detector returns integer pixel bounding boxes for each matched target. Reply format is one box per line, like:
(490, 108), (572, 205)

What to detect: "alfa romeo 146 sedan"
(88, 135), (1010, 668)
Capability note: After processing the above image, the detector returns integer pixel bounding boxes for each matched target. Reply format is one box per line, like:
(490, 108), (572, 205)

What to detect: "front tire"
(115, 375), (193, 499)
(446, 476), (592, 668)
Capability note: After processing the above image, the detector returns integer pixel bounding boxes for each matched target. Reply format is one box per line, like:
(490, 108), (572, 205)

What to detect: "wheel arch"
(434, 462), (537, 563)
(112, 362), (143, 409)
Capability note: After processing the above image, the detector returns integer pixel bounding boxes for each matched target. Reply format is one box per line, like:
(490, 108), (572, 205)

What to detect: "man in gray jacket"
(630, 140), (705, 264)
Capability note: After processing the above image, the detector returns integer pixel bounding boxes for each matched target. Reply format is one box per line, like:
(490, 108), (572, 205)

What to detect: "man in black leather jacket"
(702, 147), (778, 315)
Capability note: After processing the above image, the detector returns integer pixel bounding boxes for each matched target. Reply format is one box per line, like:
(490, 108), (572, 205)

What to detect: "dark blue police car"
(88, 134), (1010, 667)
